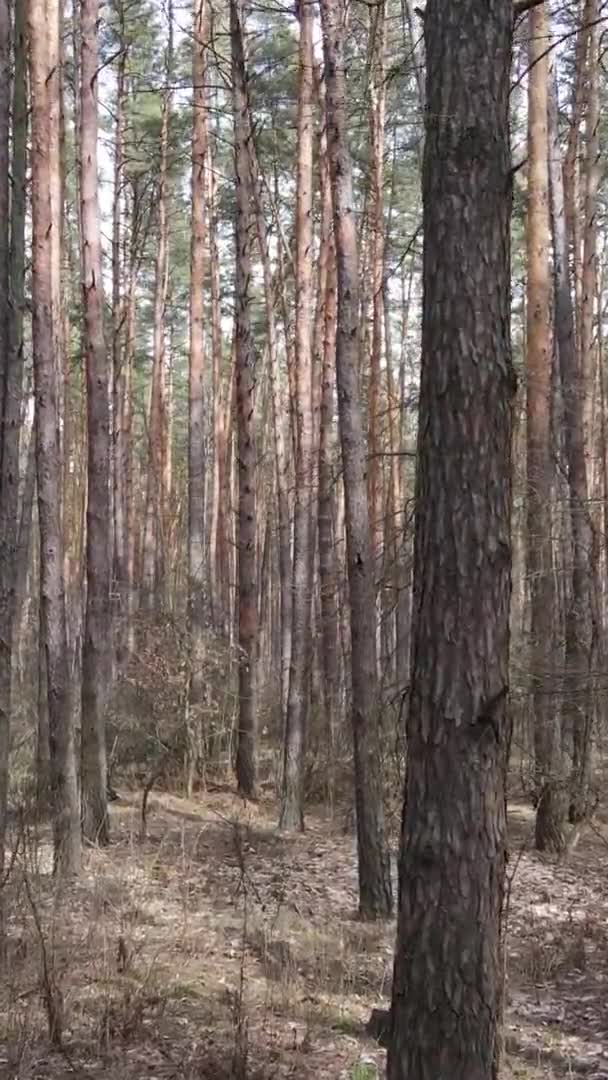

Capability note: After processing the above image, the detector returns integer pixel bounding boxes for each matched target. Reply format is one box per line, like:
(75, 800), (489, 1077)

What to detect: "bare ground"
(1, 790), (608, 1080)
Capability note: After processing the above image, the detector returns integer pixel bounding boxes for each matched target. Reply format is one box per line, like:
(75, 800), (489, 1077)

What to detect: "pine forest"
(1, 0), (608, 1077)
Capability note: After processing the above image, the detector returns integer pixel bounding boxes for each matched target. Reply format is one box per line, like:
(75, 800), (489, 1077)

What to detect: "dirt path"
(1, 791), (607, 1079)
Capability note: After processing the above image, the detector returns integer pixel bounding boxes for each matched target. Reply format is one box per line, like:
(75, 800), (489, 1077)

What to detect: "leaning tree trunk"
(28, 0), (81, 876)
(280, 0), (315, 831)
(320, 0), (393, 920)
(388, 0), (515, 1077)
(527, 4), (566, 853)
(80, 0), (111, 845)
(231, 0), (258, 798)
(186, 0), (210, 795)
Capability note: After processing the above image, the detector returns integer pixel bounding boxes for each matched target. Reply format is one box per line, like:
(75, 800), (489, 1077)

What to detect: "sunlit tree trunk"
(548, 70), (597, 829)
(208, 127), (230, 633)
(320, 0), (392, 919)
(142, 6), (173, 607)
(186, 0), (210, 795)
(527, 4), (566, 853)
(250, 149), (292, 727)
(280, 0), (315, 830)
(28, 0), (81, 875)
(317, 136), (340, 785)
(569, 0), (601, 820)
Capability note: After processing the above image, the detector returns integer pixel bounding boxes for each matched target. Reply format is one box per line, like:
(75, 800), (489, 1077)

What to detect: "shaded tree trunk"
(112, 2), (131, 668)
(0, 0), (11, 953)
(231, 0), (258, 798)
(320, 0), (392, 920)
(80, 0), (111, 845)
(388, 2), (514, 1076)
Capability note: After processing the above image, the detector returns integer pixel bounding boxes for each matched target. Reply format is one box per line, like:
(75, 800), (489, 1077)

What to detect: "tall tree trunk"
(112, 2), (130, 666)
(231, 0), (258, 798)
(388, 1), (514, 1075)
(142, 6), (173, 607)
(527, 4), (566, 853)
(320, 0), (392, 919)
(0, 0), (11, 954)
(186, 0), (210, 795)
(1, 0), (28, 891)
(366, 0), (386, 598)
(317, 148), (340, 787)
(248, 140), (292, 732)
(280, 0), (315, 830)
(570, 0), (601, 820)
(548, 70), (597, 827)
(28, 0), (81, 875)
(80, 0), (111, 845)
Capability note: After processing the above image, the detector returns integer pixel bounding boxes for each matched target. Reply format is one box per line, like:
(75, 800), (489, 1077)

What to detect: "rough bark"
(0, 0), (11, 950)
(28, 0), (81, 875)
(80, 0), (111, 845)
(186, 0), (210, 795)
(280, 0), (315, 831)
(527, 5), (566, 853)
(231, 0), (258, 798)
(388, 0), (514, 1076)
(320, 0), (393, 920)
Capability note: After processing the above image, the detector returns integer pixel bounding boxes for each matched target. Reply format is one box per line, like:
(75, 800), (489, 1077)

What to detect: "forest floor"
(1, 788), (608, 1080)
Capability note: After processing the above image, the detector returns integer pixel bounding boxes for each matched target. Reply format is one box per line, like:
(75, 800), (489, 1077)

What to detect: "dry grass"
(1, 791), (607, 1079)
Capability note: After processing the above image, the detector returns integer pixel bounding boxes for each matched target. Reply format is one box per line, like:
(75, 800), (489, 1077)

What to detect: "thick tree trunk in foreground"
(29, 0), (81, 875)
(527, 5), (566, 853)
(231, 0), (258, 798)
(388, 1), (514, 1076)
(320, 0), (392, 920)
(80, 0), (111, 845)
(0, 0), (11, 953)
(186, 0), (210, 795)
(280, 0), (315, 830)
